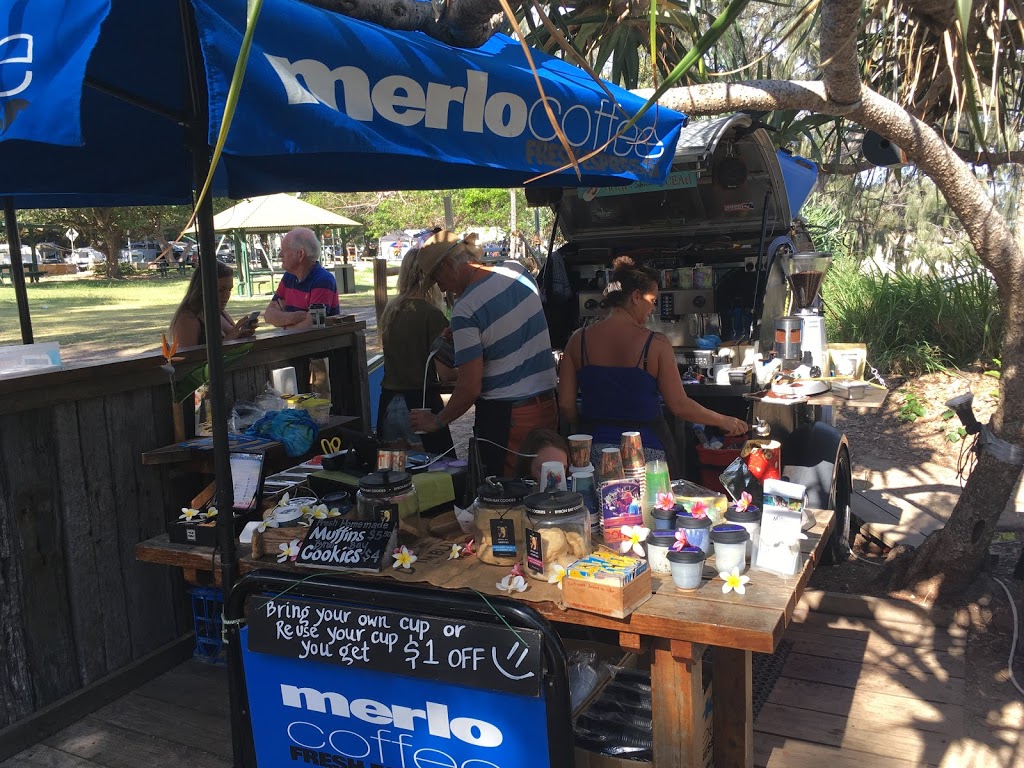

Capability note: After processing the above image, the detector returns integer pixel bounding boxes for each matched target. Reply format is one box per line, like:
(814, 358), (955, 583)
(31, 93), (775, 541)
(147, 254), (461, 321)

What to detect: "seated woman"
(514, 428), (570, 483)
(557, 255), (747, 477)
(169, 260), (258, 347)
(377, 247), (455, 456)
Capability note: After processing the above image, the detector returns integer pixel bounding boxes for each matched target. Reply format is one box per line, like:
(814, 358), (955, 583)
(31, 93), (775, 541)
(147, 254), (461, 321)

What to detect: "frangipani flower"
(298, 503), (314, 518)
(719, 568), (750, 595)
(655, 492), (676, 511)
(203, 506), (218, 519)
(257, 517), (279, 533)
(619, 524), (651, 557)
(179, 507), (201, 522)
(689, 500), (708, 519)
(734, 491), (756, 513)
(392, 545), (417, 570)
(327, 507), (342, 518)
(448, 543), (463, 560)
(496, 574), (528, 593)
(463, 538), (475, 556)
(308, 504), (330, 520)
(547, 563), (567, 590)
(277, 539), (301, 563)
(671, 529), (689, 551)
(510, 562), (524, 578)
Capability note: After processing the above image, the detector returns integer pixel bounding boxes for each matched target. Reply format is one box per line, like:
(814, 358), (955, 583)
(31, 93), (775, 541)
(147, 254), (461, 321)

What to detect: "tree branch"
(820, 0), (863, 111)
(300, 0), (506, 46)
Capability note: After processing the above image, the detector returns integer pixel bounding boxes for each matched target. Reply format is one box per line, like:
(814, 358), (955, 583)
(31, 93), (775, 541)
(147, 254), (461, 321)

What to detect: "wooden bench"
(248, 269), (277, 295)
(0, 264), (45, 283)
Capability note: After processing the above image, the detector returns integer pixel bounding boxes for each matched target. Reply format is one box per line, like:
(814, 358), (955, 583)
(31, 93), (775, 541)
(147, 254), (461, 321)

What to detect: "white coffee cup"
(540, 461), (567, 491)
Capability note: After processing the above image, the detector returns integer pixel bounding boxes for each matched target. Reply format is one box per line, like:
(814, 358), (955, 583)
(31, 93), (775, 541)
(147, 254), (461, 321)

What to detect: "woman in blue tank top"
(557, 256), (748, 476)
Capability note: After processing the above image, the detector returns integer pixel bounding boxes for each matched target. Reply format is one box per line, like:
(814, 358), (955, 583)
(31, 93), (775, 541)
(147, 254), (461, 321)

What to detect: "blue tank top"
(577, 329), (664, 449)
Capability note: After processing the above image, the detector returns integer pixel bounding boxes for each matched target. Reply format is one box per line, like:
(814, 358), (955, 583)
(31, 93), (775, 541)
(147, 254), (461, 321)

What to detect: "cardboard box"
(563, 563), (653, 619)
(168, 513), (250, 547)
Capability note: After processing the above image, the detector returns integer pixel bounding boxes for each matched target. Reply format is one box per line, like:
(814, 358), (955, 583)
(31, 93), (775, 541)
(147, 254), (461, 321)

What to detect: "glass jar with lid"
(522, 490), (591, 581)
(471, 477), (535, 566)
(356, 470), (420, 543)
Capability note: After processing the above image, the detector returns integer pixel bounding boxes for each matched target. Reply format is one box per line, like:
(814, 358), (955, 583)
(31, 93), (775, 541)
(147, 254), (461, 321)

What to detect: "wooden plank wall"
(0, 326), (370, 730)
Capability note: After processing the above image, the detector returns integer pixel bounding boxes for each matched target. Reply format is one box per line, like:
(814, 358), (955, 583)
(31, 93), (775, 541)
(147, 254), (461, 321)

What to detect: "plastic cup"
(410, 408), (433, 435)
(568, 434), (594, 469)
(647, 532), (676, 574)
(619, 431), (645, 470)
(599, 447), (625, 483)
(711, 523), (750, 573)
(676, 512), (713, 555)
(667, 546), (707, 590)
(725, 507), (762, 563)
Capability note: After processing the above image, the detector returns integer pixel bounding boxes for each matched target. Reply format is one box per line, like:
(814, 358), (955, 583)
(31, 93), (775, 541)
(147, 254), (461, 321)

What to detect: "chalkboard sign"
(247, 594), (543, 696)
(296, 517), (397, 572)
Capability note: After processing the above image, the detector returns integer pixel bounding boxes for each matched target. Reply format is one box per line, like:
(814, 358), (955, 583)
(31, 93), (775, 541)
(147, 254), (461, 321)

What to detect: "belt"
(508, 390), (556, 408)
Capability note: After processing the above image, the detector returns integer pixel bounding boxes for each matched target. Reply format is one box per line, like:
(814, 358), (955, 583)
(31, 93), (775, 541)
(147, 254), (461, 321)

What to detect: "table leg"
(651, 639), (706, 767)
(712, 646), (753, 768)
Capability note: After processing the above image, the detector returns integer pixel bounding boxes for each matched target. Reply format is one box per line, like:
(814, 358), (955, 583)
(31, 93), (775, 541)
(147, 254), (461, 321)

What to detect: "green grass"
(0, 262), (393, 363)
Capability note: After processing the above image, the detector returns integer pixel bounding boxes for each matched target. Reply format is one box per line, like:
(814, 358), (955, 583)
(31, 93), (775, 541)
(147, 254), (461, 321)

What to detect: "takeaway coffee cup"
(410, 408), (433, 435)
(568, 434), (593, 469)
(541, 461), (568, 491)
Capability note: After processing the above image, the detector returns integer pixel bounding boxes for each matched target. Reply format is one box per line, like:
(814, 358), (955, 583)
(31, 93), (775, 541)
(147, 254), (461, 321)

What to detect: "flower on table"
(689, 500), (708, 519)
(298, 503), (314, 518)
(547, 564), (567, 590)
(655, 492), (676, 511)
(496, 574), (528, 593)
(448, 543), (464, 560)
(202, 506), (218, 520)
(257, 517), (279, 533)
(179, 507), (201, 522)
(671, 529), (689, 552)
(733, 491), (757, 513)
(392, 545), (417, 570)
(719, 568), (750, 595)
(619, 525), (650, 557)
(463, 538), (476, 556)
(277, 539), (301, 563)
(308, 504), (330, 520)
(510, 562), (524, 578)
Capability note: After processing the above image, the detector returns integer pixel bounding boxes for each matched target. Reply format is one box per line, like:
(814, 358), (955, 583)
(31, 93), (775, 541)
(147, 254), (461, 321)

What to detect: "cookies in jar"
(470, 478), (533, 566)
(522, 490), (592, 581)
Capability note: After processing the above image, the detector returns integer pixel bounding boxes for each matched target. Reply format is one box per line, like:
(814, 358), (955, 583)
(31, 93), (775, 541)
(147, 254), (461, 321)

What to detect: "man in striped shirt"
(264, 227), (340, 328)
(409, 230), (557, 476)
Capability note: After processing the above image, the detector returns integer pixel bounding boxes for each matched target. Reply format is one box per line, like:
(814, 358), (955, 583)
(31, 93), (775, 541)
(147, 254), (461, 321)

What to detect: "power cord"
(992, 576), (1024, 697)
(407, 438), (539, 471)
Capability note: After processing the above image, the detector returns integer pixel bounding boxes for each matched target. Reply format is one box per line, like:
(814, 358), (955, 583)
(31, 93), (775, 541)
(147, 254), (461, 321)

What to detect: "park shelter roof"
(210, 194), (360, 233)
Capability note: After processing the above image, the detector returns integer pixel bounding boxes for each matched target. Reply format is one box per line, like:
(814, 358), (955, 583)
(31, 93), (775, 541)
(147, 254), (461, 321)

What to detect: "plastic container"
(522, 490), (591, 581)
(471, 478), (533, 566)
(711, 523), (750, 573)
(675, 512), (712, 555)
(695, 437), (746, 494)
(191, 586), (225, 664)
(300, 397), (332, 426)
(0, 341), (62, 379)
(357, 470), (420, 543)
(667, 547), (707, 590)
(646, 531), (676, 574)
(651, 506), (678, 531)
(725, 507), (762, 563)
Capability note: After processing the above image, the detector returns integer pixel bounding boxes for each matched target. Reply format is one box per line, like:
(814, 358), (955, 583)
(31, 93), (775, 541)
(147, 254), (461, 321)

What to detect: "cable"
(992, 577), (1024, 697)
(850, 550), (884, 566)
(421, 348), (439, 409)
(476, 436), (539, 458)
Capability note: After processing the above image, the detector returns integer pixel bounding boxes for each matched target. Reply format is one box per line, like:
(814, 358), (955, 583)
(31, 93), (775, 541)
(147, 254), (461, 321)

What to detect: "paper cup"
(620, 431), (645, 470)
(410, 407), (432, 435)
(599, 447), (625, 483)
(568, 434), (594, 469)
(540, 460), (568, 491)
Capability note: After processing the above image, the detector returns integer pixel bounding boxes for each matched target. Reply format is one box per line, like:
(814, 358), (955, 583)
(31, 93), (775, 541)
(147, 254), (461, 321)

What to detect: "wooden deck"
(3, 599), (1018, 768)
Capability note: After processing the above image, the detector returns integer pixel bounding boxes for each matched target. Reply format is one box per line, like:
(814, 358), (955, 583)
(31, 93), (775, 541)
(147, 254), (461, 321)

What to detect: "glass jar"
(356, 470), (420, 543)
(522, 490), (591, 581)
(471, 478), (534, 566)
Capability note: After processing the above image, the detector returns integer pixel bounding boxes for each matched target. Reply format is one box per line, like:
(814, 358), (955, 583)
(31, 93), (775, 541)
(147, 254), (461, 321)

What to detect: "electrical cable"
(850, 550), (884, 566)
(991, 576), (1024, 697)
(421, 348), (439, 409)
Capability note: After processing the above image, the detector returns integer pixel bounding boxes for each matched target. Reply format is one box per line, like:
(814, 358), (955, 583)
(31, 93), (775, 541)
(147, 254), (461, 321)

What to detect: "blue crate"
(191, 586), (226, 664)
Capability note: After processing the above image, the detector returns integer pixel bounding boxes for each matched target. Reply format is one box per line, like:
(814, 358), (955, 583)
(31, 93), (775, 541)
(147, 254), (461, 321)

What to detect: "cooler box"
(695, 437), (746, 494)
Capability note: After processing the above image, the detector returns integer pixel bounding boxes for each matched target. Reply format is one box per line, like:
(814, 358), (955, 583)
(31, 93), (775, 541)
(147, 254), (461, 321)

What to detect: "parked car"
(73, 247), (106, 271)
(119, 239), (162, 263)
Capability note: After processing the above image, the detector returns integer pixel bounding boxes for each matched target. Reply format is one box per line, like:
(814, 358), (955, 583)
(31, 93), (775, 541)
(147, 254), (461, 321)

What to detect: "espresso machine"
(776, 252), (831, 372)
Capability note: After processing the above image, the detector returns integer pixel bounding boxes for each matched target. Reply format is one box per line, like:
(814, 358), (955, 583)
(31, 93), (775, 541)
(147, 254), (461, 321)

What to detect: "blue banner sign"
(0, 0), (109, 146)
(242, 622), (552, 768)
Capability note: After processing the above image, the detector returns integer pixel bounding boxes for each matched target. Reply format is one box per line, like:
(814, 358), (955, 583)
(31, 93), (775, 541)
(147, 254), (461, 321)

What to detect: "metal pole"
(3, 198), (33, 344)
(443, 194), (454, 230)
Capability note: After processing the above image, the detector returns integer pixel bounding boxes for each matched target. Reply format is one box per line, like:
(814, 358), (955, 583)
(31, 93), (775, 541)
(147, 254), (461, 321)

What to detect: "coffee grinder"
(778, 252), (832, 372)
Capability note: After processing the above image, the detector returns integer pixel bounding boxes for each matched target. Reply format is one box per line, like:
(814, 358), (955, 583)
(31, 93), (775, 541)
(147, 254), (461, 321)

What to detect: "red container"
(695, 437), (746, 494)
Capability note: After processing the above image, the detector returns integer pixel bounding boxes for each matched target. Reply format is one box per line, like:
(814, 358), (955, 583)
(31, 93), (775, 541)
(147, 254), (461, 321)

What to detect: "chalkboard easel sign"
(247, 594), (544, 696)
(296, 517), (397, 572)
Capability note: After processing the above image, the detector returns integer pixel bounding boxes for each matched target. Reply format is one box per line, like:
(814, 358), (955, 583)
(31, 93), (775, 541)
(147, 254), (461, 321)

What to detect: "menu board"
(247, 594), (543, 696)
(296, 517), (397, 572)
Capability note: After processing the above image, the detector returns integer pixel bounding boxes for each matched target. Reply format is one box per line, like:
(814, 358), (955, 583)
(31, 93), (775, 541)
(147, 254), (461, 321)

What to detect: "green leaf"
(956, 0), (972, 35)
(175, 343), (253, 403)
(941, 409), (955, 421)
(984, 370), (1001, 378)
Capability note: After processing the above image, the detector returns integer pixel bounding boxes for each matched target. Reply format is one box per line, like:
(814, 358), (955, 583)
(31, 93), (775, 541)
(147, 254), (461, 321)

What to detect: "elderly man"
(408, 230), (557, 476)
(264, 227), (340, 328)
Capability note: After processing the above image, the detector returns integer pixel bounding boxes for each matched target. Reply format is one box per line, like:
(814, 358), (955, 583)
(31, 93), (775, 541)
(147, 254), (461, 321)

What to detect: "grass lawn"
(0, 262), (392, 364)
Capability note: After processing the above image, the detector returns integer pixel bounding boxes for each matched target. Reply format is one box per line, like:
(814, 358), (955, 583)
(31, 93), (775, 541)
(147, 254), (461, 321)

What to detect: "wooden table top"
(137, 509), (833, 655)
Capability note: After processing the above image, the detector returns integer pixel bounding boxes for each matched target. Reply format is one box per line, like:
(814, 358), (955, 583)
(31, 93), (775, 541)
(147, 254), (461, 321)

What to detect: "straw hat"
(414, 230), (463, 279)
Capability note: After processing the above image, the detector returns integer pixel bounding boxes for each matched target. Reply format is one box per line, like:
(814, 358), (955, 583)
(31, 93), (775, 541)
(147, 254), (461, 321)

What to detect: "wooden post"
(713, 646), (753, 768)
(370, 243), (387, 325)
(651, 639), (706, 767)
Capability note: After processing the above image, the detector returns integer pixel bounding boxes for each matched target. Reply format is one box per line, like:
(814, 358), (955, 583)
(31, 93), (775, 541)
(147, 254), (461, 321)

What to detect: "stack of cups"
(642, 459), (671, 530)
(597, 447), (625, 540)
(620, 431), (646, 506)
(568, 435), (598, 538)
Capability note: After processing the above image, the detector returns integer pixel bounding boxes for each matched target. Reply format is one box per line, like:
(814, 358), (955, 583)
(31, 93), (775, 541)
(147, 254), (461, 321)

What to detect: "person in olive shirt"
(377, 247), (455, 455)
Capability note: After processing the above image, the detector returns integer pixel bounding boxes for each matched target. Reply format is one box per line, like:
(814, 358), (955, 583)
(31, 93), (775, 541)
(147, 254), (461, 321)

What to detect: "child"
(515, 428), (570, 483)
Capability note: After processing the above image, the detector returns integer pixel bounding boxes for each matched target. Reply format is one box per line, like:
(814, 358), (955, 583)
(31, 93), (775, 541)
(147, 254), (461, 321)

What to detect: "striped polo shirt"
(451, 262), (557, 401)
(273, 263), (340, 315)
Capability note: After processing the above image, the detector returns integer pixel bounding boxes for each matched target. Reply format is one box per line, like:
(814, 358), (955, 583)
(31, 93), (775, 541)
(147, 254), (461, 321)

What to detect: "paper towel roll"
(271, 366), (298, 395)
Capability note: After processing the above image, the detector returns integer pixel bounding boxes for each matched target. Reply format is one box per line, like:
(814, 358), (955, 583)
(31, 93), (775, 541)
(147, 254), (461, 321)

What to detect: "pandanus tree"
(298, 0), (1023, 600)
